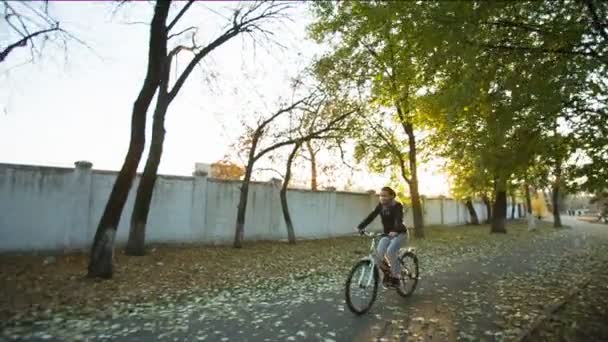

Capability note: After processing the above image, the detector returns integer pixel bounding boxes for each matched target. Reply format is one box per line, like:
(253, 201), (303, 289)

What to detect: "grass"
(0, 219), (557, 324)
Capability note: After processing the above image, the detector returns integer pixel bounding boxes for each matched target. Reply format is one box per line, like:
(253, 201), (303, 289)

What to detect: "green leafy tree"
(309, 1), (467, 237)
(416, 0), (593, 233)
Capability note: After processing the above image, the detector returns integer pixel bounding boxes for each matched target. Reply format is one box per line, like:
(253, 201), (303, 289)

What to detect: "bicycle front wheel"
(345, 259), (379, 315)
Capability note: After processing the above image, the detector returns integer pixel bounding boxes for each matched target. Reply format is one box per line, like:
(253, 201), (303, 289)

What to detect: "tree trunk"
(481, 193), (492, 223)
(234, 163), (254, 248)
(403, 122), (424, 238)
(281, 143), (300, 244)
(87, 1), (170, 278)
(552, 184), (562, 228)
(517, 203), (522, 218)
(491, 177), (508, 233)
(125, 98), (169, 256)
(524, 183), (532, 215)
(524, 183), (537, 231)
(542, 189), (552, 214)
(234, 135), (259, 248)
(510, 193), (516, 219)
(465, 198), (479, 225)
(306, 141), (318, 191)
(552, 163), (563, 228)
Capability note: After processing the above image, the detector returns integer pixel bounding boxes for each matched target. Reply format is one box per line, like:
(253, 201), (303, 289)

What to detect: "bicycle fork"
(358, 258), (377, 288)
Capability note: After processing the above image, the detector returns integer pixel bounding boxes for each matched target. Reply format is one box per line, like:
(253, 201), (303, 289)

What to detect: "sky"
(0, 1), (450, 196)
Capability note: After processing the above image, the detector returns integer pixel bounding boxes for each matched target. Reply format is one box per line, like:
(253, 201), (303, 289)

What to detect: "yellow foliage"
(531, 192), (548, 217)
(210, 161), (245, 180)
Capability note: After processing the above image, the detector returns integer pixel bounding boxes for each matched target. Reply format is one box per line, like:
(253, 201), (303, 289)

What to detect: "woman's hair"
(380, 186), (396, 197)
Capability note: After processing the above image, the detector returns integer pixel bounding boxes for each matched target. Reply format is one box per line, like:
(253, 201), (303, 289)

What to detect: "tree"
(470, 0), (607, 68)
(309, 1), (456, 238)
(443, 159), (494, 225)
(568, 83), (608, 194)
(414, 0), (600, 233)
(277, 93), (356, 244)
(210, 160), (245, 180)
(538, 130), (578, 228)
(88, 1), (291, 276)
(232, 93), (358, 248)
(88, 1), (171, 278)
(280, 142), (301, 244)
(125, 1), (291, 256)
(302, 140), (320, 190)
(590, 191), (608, 220)
(464, 0), (608, 207)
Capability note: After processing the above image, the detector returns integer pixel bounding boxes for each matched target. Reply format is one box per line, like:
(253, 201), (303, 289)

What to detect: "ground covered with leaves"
(524, 243), (608, 342)
(1, 218), (607, 341)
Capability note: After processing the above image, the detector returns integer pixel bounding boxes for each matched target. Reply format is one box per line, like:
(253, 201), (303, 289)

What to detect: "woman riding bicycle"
(356, 186), (407, 287)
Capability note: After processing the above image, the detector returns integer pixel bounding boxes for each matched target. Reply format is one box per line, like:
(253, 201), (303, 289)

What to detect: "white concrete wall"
(424, 199), (443, 225)
(0, 163), (525, 252)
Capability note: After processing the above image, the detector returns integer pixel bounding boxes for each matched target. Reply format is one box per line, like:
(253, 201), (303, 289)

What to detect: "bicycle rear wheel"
(345, 259), (378, 315)
(396, 252), (419, 297)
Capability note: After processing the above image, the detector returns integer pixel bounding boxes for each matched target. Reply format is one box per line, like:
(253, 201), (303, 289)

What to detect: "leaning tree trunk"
(465, 198), (479, 225)
(403, 122), (424, 238)
(125, 98), (169, 256)
(306, 141), (318, 191)
(281, 143), (301, 244)
(88, 1), (170, 278)
(234, 136), (259, 248)
(481, 193), (492, 224)
(491, 176), (508, 233)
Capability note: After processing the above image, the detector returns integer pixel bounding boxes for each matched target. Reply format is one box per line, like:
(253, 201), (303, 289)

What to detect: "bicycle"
(344, 230), (419, 315)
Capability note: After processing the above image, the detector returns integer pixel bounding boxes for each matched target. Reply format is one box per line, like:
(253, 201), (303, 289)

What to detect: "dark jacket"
(357, 201), (407, 234)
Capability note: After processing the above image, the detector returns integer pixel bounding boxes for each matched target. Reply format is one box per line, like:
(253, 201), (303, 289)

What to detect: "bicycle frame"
(357, 231), (385, 288)
(357, 230), (414, 288)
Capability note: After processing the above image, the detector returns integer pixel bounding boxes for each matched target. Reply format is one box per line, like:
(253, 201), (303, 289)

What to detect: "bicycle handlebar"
(359, 229), (411, 238)
(359, 230), (386, 238)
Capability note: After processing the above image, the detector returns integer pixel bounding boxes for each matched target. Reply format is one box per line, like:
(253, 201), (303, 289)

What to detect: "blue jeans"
(376, 234), (405, 278)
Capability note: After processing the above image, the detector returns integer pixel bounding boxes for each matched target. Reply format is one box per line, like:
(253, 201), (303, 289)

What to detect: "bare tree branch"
(336, 141), (357, 171)
(168, 44), (197, 59)
(121, 21), (150, 26)
(167, 0), (195, 32)
(254, 167), (285, 179)
(1, 1), (97, 64)
(168, 26), (197, 40)
(167, 1), (292, 102)
(256, 95), (314, 134)
(254, 108), (357, 163)
(0, 25), (58, 63)
(357, 111), (412, 184)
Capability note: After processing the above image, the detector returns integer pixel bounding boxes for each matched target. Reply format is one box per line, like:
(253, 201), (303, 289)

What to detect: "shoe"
(389, 276), (401, 288)
(381, 275), (393, 289)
